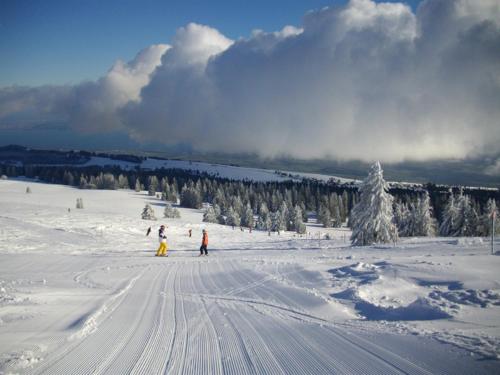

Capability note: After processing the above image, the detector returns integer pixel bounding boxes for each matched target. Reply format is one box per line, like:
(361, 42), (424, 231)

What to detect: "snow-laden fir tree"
(76, 198), (84, 209)
(481, 199), (500, 236)
(350, 161), (398, 246)
(203, 206), (218, 223)
(164, 203), (181, 218)
(394, 201), (411, 236)
(271, 210), (286, 232)
(412, 192), (436, 236)
(454, 192), (479, 236)
(117, 174), (129, 189)
(141, 204), (156, 220)
(148, 176), (159, 196)
(317, 204), (332, 228)
(134, 178), (141, 192)
(241, 203), (255, 228)
(225, 207), (241, 227)
(180, 185), (202, 209)
(439, 190), (459, 236)
(293, 205), (307, 234)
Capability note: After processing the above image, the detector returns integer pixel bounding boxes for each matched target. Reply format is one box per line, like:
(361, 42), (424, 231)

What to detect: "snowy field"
(79, 156), (357, 183)
(0, 179), (499, 374)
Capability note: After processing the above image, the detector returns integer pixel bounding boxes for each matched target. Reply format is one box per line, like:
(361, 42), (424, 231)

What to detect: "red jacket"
(202, 232), (208, 246)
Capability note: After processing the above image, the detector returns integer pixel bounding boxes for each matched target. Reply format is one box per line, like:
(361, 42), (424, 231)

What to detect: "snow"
(0, 178), (499, 374)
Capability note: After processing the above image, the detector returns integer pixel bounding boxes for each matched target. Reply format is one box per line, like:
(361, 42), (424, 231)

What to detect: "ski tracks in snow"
(22, 257), (492, 374)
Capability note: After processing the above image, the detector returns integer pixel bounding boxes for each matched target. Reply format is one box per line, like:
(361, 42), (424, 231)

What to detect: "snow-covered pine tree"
(164, 203), (181, 218)
(454, 192), (479, 236)
(79, 175), (88, 189)
(118, 174), (129, 189)
(148, 176), (159, 196)
(481, 199), (500, 236)
(180, 185), (202, 209)
(412, 192), (436, 236)
(317, 204), (332, 228)
(141, 204), (156, 220)
(135, 178), (141, 192)
(350, 161), (398, 246)
(439, 190), (459, 236)
(393, 201), (410, 236)
(225, 207), (241, 227)
(63, 171), (75, 186)
(241, 203), (255, 228)
(76, 198), (84, 209)
(203, 206), (218, 223)
(256, 203), (271, 231)
(271, 210), (286, 232)
(293, 205), (307, 234)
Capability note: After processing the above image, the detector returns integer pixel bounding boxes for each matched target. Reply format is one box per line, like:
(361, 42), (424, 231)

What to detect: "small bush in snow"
(142, 204), (157, 220)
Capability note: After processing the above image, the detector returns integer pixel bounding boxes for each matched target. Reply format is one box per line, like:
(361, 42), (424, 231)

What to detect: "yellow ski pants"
(156, 242), (168, 256)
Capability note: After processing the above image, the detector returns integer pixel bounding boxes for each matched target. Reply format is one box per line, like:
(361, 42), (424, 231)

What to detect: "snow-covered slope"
(0, 179), (499, 374)
(75, 156), (357, 183)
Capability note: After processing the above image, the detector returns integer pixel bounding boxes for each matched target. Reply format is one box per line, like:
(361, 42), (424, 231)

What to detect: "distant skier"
(199, 229), (208, 256)
(146, 226), (152, 236)
(188, 229), (192, 237)
(156, 225), (168, 257)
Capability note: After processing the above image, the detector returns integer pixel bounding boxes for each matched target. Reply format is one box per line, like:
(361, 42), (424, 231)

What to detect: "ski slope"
(0, 179), (499, 374)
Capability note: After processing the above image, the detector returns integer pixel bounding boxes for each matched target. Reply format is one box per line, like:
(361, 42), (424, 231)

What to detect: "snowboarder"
(156, 225), (168, 256)
(199, 229), (208, 256)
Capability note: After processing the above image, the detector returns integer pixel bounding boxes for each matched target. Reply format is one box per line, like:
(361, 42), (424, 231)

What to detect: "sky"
(0, 0), (499, 172)
(0, 0), (422, 87)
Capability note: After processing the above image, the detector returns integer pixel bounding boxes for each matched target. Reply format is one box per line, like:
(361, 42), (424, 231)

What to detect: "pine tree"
(203, 206), (219, 223)
(141, 204), (157, 220)
(350, 162), (398, 246)
(439, 191), (459, 236)
(163, 202), (181, 218)
(271, 210), (286, 232)
(293, 205), (307, 234)
(135, 178), (141, 192)
(317, 204), (332, 228)
(394, 201), (411, 236)
(241, 203), (255, 228)
(118, 174), (129, 189)
(412, 192), (436, 236)
(226, 207), (241, 227)
(148, 176), (159, 196)
(454, 193), (479, 236)
(76, 198), (84, 209)
(180, 185), (202, 209)
(481, 199), (500, 236)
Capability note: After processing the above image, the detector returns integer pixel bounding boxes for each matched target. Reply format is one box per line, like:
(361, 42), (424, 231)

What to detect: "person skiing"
(156, 225), (168, 257)
(199, 229), (208, 256)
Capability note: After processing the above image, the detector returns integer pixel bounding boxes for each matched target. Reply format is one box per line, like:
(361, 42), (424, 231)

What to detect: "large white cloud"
(1, 0), (499, 162)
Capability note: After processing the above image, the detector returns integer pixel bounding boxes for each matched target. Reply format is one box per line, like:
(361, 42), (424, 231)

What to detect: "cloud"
(0, 44), (168, 133)
(1, 0), (500, 162)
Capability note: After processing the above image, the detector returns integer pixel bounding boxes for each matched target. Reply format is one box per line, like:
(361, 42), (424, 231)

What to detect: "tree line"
(1, 163), (499, 239)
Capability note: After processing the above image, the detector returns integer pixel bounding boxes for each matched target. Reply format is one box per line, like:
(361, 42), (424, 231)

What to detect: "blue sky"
(0, 0), (422, 87)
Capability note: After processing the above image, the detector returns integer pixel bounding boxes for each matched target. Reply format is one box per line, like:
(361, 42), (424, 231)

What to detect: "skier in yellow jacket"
(156, 225), (168, 256)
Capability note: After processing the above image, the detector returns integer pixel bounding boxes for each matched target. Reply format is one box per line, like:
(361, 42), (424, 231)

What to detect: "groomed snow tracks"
(28, 259), (452, 374)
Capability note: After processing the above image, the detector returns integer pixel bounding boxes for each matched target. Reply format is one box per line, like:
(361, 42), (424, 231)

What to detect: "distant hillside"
(1, 144), (499, 188)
